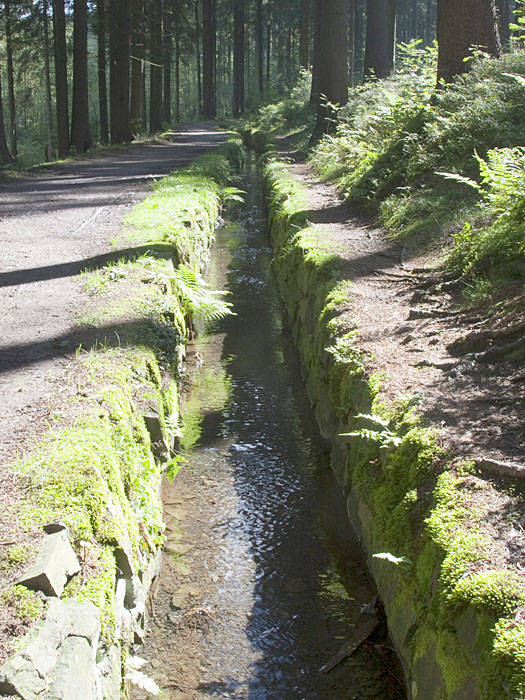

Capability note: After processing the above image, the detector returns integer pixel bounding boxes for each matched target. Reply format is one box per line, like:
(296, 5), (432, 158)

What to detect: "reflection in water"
(165, 155), (404, 699)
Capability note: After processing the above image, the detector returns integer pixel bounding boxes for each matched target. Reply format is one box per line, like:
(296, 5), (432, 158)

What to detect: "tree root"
(461, 334), (525, 364)
(474, 457), (525, 481)
(449, 322), (525, 356)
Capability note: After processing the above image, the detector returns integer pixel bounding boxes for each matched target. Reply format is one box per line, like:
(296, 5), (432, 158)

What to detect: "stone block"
(44, 636), (97, 700)
(18, 531), (80, 598)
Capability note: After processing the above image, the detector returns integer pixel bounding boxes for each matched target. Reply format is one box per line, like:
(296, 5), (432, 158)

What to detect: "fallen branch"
(319, 618), (379, 675)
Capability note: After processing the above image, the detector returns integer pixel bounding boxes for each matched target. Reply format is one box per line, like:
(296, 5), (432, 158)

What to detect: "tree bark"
(163, 0), (173, 125)
(130, 0), (145, 135)
(312, 0), (349, 137)
(52, 0), (69, 158)
(195, 0), (202, 117)
(175, 30), (180, 122)
(310, 0), (321, 102)
(108, 0), (132, 143)
(149, 0), (163, 133)
(437, 0), (502, 84)
(232, 0), (245, 117)
(202, 0), (216, 118)
(0, 66), (14, 164)
(4, 0), (17, 159)
(42, 0), (56, 160)
(97, 0), (109, 144)
(386, 0), (397, 69)
(364, 0), (392, 79)
(256, 0), (264, 94)
(71, 0), (92, 153)
(300, 0), (311, 69)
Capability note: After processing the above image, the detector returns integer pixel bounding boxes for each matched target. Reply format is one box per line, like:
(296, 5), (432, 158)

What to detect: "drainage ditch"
(132, 155), (405, 700)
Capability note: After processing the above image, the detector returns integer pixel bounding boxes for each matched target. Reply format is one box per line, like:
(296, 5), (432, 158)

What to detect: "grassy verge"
(263, 157), (525, 700)
(0, 138), (242, 673)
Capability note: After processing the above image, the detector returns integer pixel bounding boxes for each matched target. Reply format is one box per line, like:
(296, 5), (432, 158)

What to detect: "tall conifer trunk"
(312, 0), (349, 139)
(300, 0), (311, 70)
(149, 0), (163, 132)
(0, 67), (14, 164)
(232, 0), (245, 117)
(437, 0), (502, 83)
(97, 0), (109, 144)
(42, 0), (56, 160)
(52, 0), (69, 158)
(4, 0), (17, 159)
(130, 0), (145, 134)
(202, 0), (216, 118)
(363, 0), (392, 79)
(108, 0), (132, 143)
(71, 0), (92, 153)
(256, 0), (264, 94)
(163, 0), (173, 125)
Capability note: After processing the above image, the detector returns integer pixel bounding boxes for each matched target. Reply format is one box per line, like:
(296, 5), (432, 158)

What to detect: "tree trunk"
(386, 0), (397, 69)
(300, 0), (311, 69)
(256, 0), (264, 94)
(267, 20), (271, 84)
(71, 0), (92, 153)
(149, 0), (163, 133)
(52, 0), (69, 158)
(232, 0), (245, 117)
(312, 0), (349, 137)
(348, 0), (355, 86)
(354, 0), (364, 78)
(364, 0), (392, 79)
(202, 0), (216, 118)
(42, 0), (56, 160)
(437, 0), (502, 84)
(97, 0), (109, 144)
(175, 30), (180, 122)
(108, 0), (132, 143)
(195, 0), (202, 117)
(0, 66), (14, 164)
(496, 0), (511, 46)
(163, 0), (173, 125)
(426, 0), (435, 45)
(130, 0), (145, 135)
(4, 0), (17, 159)
(310, 0), (321, 102)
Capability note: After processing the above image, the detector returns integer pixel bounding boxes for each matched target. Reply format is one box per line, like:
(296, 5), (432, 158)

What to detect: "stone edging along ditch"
(0, 137), (243, 700)
(262, 155), (525, 700)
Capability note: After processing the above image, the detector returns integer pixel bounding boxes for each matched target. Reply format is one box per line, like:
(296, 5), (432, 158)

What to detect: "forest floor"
(0, 124), (228, 667)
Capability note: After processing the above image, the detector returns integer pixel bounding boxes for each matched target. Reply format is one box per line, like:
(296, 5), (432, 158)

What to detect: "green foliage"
(341, 413), (402, 448)
(447, 146), (525, 275)
(0, 585), (44, 624)
(245, 70), (315, 136)
(173, 264), (234, 323)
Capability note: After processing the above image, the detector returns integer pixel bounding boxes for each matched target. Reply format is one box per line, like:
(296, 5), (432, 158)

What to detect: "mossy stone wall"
(263, 158), (525, 700)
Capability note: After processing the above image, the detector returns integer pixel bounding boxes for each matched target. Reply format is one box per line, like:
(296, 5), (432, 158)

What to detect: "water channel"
(133, 156), (405, 700)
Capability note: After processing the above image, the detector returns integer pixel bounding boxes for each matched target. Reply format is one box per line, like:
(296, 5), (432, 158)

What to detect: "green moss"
(0, 585), (44, 623)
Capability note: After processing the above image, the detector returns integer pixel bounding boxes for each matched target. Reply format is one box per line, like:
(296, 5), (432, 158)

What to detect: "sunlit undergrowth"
(243, 71), (315, 152)
(309, 45), (525, 306)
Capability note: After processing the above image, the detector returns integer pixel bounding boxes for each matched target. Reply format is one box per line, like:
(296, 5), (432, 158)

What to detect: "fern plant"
(172, 264), (235, 324)
(340, 413), (402, 448)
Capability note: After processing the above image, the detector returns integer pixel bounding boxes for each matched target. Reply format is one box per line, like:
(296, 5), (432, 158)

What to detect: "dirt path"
(0, 124), (227, 466)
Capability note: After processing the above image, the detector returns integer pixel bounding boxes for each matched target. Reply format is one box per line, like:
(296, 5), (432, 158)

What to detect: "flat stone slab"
(0, 599), (100, 700)
(18, 531), (80, 598)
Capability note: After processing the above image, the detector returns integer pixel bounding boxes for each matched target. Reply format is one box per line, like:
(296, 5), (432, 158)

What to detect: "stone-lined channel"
(132, 156), (405, 700)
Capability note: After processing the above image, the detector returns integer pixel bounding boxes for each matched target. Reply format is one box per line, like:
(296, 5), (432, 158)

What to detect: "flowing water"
(133, 156), (405, 700)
